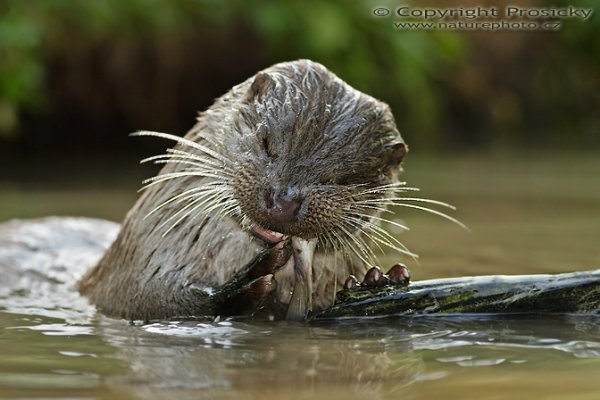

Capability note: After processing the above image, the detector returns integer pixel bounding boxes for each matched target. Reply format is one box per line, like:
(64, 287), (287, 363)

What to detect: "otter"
(79, 59), (420, 321)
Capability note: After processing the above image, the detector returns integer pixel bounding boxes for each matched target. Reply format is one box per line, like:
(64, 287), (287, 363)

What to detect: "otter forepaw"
(344, 263), (410, 289)
(212, 239), (291, 316)
(214, 274), (278, 316)
(245, 239), (291, 279)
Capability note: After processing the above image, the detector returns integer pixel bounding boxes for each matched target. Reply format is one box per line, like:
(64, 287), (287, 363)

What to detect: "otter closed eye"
(78, 59), (462, 321)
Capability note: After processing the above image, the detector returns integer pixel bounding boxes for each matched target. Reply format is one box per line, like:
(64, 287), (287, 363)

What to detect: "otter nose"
(263, 190), (302, 224)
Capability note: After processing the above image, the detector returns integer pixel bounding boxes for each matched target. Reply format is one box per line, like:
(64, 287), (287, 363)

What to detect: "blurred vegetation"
(0, 0), (598, 156)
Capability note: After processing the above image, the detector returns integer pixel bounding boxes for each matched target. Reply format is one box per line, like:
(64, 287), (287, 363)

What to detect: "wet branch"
(316, 269), (600, 319)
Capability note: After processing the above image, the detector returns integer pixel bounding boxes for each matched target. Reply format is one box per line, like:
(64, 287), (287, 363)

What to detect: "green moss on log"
(315, 269), (600, 319)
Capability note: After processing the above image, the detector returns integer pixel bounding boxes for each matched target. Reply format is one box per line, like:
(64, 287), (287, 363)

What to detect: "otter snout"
(262, 188), (303, 225)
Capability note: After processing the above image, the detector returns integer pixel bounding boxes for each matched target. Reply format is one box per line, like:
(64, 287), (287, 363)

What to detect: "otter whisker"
(318, 231), (333, 253)
(331, 247), (338, 305)
(342, 216), (388, 256)
(363, 220), (412, 250)
(345, 215), (418, 259)
(359, 197), (457, 210)
(355, 182), (420, 196)
(144, 182), (229, 218)
(142, 149), (234, 174)
(167, 147), (222, 162)
(190, 128), (229, 153)
(219, 208), (238, 219)
(162, 202), (210, 237)
(150, 161), (236, 181)
(156, 189), (230, 230)
(201, 198), (238, 216)
(336, 223), (378, 268)
(359, 181), (409, 191)
(348, 202), (390, 214)
(311, 215), (333, 237)
(351, 234), (379, 268)
(142, 168), (230, 183)
(133, 131), (233, 166)
(141, 171), (231, 190)
(327, 229), (351, 257)
(326, 233), (355, 285)
(161, 191), (232, 236)
(367, 227), (419, 261)
(344, 210), (416, 256)
(347, 210), (410, 231)
(343, 215), (393, 246)
(218, 200), (241, 217)
(156, 197), (207, 234)
(371, 235), (419, 262)
(319, 230), (343, 254)
(145, 187), (209, 218)
(141, 157), (236, 178)
(329, 228), (367, 268)
(238, 214), (252, 231)
(344, 206), (416, 256)
(166, 147), (228, 166)
(222, 204), (245, 220)
(337, 223), (372, 258)
(385, 203), (468, 230)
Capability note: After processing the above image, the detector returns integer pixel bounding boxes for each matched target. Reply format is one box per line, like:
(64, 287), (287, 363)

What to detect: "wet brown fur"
(78, 60), (407, 320)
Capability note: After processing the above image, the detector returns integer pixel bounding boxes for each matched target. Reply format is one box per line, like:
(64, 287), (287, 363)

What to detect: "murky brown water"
(1, 152), (600, 399)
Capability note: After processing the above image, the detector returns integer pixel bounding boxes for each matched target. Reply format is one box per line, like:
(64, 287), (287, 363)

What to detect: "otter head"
(227, 60), (407, 244)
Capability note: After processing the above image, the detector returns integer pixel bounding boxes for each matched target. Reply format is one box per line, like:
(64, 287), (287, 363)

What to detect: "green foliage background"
(0, 0), (598, 152)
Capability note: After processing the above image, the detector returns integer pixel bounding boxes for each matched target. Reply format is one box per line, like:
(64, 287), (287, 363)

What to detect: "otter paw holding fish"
(212, 238), (291, 317)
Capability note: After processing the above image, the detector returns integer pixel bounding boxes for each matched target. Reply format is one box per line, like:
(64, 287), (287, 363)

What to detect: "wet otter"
(79, 60), (417, 321)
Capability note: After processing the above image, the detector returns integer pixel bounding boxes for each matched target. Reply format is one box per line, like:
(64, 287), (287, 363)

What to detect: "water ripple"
(142, 320), (249, 347)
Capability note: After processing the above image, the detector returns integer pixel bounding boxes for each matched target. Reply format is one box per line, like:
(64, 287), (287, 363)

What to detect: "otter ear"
(244, 72), (276, 103)
(385, 142), (408, 168)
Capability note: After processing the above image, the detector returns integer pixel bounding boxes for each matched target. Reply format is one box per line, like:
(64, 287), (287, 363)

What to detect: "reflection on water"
(2, 306), (600, 399)
(105, 319), (423, 399)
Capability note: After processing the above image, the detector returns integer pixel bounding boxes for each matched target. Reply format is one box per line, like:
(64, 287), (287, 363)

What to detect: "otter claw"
(387, 263), (410, 285)
(363, 266), (384, 287)
(345, 264), (411, 290)
(344, 275), (359, 289)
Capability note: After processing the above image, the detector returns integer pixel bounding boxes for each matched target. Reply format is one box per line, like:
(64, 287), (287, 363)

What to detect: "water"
(2, 312), (600, 399)
(1, 152), (600, 399)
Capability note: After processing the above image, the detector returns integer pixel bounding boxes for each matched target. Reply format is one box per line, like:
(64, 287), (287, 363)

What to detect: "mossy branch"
(316, 269), (600, 319)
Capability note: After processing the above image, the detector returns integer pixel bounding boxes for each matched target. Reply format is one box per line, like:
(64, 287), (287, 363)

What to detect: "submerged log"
(315, 269), (600, 319)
